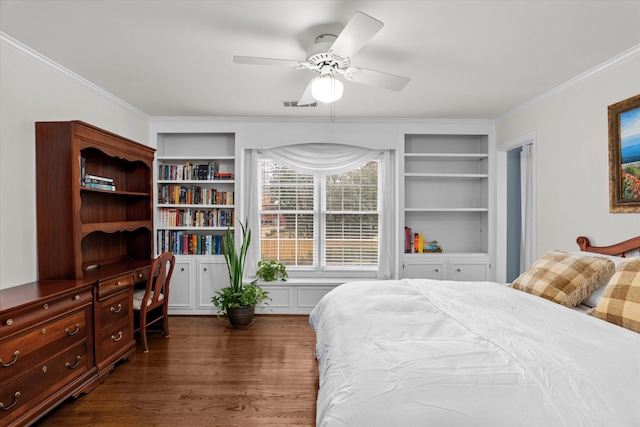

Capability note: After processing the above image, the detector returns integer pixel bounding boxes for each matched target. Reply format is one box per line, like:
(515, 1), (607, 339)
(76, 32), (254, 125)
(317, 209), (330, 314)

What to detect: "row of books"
(80, 158), (116, 191)
(404, 227), (442, 253)
(157, 230), (227, 255)
(158, 184), (234, 205)
(157, 208), (234, 228)
(158, 162), (230, 181)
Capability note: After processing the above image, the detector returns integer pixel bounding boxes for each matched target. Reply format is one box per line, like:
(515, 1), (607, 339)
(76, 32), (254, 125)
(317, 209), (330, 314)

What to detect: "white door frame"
(495, 132), (537, 283)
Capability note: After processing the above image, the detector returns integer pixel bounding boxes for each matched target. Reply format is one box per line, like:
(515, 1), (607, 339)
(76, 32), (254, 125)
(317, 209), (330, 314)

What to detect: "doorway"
(496, 132), (536, 284)
(506, 147), (522, 282)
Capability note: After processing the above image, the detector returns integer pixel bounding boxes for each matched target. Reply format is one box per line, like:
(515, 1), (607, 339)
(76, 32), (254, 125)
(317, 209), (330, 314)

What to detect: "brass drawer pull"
(0, 350), (20, 367)
(65, 355), (82, 369)
(111, 331), (123, 342)
(111, 304), (123, 314)
(5, 318), (13, 326)
(0, 391), (21, 411)
(116, 281), (122, 286)
(137, 273), (144, 279)
(65, 323), (81, 336)
(74, 294), (80, 301)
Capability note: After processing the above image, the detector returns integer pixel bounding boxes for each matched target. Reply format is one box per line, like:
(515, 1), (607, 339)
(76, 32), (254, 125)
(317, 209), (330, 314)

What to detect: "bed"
(310, 236), (640, 427)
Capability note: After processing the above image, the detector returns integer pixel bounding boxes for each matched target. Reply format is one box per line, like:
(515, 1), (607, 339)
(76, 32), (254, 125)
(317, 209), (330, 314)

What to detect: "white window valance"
(259, 143), (383, 176)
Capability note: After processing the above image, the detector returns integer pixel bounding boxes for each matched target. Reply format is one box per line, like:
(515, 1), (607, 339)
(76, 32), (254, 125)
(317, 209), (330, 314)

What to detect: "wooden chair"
(133, 252), (175, 353)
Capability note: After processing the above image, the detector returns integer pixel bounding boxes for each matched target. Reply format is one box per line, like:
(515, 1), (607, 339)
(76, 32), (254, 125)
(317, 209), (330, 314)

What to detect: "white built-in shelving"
(155, 132), (236, 315)
(403, 134), (491, 281)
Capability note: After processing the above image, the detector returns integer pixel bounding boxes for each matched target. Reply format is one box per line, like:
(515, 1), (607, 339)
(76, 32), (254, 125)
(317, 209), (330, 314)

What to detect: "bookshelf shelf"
(405, 153), (488, 160)
(157, 155), (235, 161)
(405, 173), (489, 179)
(404, 207), (489, 212)
(80, 187), (151, 197)
(157, 179), (235, 184)
(159, 204), (235, 208)
(81, 221), (153, 235)
(156, 226), (235, 231)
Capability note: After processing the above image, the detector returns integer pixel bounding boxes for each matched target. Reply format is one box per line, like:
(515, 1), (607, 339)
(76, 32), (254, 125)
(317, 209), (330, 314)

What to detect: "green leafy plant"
(211, 222), (270, 317)
(251, 260), (288, 284)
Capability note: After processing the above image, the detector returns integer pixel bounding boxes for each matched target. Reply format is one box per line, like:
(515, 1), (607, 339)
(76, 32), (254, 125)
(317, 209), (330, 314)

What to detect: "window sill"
(246, 277), (374, 287)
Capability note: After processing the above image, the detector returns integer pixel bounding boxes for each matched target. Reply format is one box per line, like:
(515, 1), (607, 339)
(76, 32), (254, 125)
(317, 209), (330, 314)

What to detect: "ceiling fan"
(233, 11), (411, 105)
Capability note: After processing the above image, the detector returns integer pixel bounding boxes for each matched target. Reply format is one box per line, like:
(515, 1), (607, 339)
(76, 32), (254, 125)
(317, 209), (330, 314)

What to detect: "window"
(258, 157), (380, 273)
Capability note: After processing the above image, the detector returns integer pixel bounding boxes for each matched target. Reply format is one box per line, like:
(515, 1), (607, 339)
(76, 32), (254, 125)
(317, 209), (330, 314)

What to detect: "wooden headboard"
(576, 235), (640, 257)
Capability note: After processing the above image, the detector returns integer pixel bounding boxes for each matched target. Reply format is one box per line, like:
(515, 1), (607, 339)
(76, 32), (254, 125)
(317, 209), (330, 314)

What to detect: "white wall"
(496, 55), (640, 255)
(0, 42), (149, 289)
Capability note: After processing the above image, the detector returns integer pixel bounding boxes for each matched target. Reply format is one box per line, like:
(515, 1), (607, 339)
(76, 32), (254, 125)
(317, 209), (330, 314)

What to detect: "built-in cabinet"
(402, 134), (491, 281)
(155, 133), (234, 314)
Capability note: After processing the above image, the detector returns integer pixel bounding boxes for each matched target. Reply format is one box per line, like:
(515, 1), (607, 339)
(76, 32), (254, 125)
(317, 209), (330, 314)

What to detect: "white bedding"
(309, 279), (640, 427)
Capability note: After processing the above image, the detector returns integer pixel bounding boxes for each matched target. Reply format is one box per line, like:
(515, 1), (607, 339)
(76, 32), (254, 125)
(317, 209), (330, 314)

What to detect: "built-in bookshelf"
(403, 133), (490, 281)
(154, 132), (236, 315)
(155, 133), (235, 257)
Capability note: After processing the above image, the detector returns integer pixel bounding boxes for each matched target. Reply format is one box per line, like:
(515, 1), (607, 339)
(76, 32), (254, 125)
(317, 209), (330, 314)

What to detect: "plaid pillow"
(510, 250), (615, 307)
(590, 258), (640, 333)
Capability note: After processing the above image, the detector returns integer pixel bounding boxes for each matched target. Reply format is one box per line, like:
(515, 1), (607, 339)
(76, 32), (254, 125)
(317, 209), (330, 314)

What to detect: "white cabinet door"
(168, 258), (194, 312)
(197, 259), (229, 310)
(449, 262), (489, 281)
(403, 261), (446, 280)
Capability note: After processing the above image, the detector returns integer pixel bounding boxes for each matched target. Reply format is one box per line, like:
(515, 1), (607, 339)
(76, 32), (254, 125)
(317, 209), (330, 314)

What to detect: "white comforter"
(309, 279), (640, 427)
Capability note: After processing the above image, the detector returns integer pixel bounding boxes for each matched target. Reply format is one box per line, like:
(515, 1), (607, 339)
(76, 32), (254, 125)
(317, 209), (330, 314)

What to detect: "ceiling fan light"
(311, 74), (344, 103)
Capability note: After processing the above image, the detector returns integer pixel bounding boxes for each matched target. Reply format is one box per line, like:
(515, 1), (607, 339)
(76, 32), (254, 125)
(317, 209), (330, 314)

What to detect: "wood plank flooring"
(35, 315), (319, 427)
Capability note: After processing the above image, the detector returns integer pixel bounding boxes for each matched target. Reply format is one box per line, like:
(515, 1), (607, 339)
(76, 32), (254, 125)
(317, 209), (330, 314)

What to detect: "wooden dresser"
(0, 281), (95, 426)
(0, 260), (152, 426)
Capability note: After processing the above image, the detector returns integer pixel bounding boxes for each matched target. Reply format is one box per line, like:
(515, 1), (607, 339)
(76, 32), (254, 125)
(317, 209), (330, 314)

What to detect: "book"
(413, 233), (424, 253)
(404, 226), (412, 253)
(84, 173), (114, 183)
(85, 182), (115, 191)
(79, 156), (86, 186)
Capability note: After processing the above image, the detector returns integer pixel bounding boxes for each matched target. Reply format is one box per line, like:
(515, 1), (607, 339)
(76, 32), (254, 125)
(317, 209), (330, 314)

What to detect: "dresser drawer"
(98, 318), (132, 363)
(0, 341), (89, 426)
(132, 266), (150, 284)
(0, 308), (89, 385)
(98, 291), (130, 330)
(98, 273), (134, 299)
(0, 288), (92, 339)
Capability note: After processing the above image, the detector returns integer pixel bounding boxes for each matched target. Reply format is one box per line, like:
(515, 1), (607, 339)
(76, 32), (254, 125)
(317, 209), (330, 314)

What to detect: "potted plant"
(251, 260), (288, 284)
(211, 222), (270, 327)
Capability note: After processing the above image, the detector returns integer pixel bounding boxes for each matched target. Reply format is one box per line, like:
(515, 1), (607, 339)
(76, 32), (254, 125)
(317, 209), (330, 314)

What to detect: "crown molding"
(0, 31), (150, 120)
(496, 43), (640, 123)
(149, 116), (495, 125)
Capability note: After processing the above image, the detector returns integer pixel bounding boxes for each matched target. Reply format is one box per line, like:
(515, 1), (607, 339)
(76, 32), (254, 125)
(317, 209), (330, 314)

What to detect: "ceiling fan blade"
(348, 67), (410, 92)
(330, 11), (383, 58)
(233, 56), (302, 68)
(297, 81), (315, 106)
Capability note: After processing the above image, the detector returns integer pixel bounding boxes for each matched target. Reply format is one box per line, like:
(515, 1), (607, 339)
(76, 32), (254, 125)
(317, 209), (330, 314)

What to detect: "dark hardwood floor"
(35, 315), (319, 427)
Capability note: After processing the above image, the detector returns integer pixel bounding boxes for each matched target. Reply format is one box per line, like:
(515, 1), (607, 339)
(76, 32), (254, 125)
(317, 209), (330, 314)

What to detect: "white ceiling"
(1, 0), (639, 119)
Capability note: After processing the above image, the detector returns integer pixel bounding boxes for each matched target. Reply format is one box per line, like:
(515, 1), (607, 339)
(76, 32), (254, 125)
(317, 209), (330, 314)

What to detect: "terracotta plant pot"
(226, 305), (255, 328)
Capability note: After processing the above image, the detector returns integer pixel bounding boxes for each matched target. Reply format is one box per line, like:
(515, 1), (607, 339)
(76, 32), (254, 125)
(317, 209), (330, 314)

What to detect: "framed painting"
(609, 93), (640, 213)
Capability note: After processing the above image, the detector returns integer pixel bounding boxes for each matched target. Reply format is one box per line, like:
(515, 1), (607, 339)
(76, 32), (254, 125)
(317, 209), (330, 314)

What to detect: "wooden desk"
(0, 259), (151, 427)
